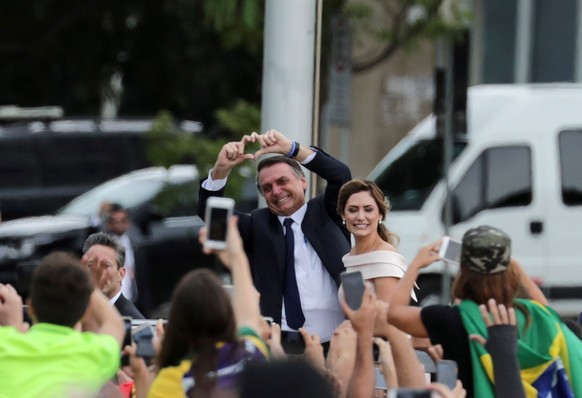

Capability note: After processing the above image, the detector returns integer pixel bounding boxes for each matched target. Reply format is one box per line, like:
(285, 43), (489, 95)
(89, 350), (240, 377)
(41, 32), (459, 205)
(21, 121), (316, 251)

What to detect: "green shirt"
(0, 323), (120, 398)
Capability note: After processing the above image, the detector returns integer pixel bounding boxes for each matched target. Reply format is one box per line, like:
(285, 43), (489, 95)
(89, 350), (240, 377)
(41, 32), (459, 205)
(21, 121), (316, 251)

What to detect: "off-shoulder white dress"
(342, 250), (417, 301)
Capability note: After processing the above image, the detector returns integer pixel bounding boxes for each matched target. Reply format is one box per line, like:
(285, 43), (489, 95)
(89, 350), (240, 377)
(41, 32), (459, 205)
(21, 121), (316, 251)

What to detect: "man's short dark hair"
(30, 252), (94, 327)
(106, 203), (128, 221)
(82, 232), (126, 269)
(256, 156), (305, 193)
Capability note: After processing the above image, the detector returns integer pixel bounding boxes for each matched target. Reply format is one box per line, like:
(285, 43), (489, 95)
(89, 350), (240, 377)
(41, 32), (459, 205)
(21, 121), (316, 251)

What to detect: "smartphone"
(341, 271), (365, 310)
(204, 197), (235, 250)
(133, 323), (155, 359)
(374, 367), (387, 390)
(387, 388), (434, 398)
(436, 359), (458, 390)
(438, 236), (462, 265)
(120, 317), (133, 367)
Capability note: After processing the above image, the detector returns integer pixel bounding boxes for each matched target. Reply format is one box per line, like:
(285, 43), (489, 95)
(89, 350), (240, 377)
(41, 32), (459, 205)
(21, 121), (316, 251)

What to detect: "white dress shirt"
(118, 233), (137, 302)
(278, 205), (345, 342)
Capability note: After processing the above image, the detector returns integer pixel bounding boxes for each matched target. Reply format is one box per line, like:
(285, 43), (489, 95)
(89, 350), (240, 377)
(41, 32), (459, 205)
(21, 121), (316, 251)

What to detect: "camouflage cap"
(461, 225), (511, 274)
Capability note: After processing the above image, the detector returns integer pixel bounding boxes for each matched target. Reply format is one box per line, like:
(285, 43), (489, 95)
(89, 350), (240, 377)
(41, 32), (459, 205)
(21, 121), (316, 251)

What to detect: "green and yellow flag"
(459, 299), (582, 398)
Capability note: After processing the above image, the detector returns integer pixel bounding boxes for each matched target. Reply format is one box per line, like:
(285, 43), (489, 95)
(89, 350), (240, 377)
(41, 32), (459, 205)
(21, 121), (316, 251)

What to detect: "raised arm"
(340, 284), (378, 398)
(510, 258), (549, 305)
(200, 216), (262, 332)
(388, 242), (441, 337)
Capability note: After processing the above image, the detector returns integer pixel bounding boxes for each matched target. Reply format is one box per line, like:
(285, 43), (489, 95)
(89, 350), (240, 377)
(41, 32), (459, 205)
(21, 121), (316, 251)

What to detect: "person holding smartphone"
(147, 217), (269, 397)
(388, 226), (582, 398)
(198, 129), (352, 349)
(336, 179), (416, 303)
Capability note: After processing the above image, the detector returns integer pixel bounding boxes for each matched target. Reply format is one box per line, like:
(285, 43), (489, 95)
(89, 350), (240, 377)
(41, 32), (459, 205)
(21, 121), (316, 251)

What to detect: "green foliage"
(146, 111), (256, 204)
(215, 99), (261, 139)
(203, 0), (265, 52)
(345, 0), (471, 72)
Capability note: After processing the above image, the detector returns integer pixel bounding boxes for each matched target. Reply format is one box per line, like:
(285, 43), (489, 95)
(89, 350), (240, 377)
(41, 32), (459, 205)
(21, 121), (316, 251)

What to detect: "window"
(531, 0), (576, 82)
(482, 0), (517, 83)
(374, 137), (467, 211)
(451, 146), (532, 223)
(559, 130), (582, 205)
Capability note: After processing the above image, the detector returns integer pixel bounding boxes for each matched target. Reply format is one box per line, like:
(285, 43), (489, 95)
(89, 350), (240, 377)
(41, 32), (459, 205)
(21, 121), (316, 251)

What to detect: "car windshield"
(374, 137), (467, 211)
(59, 177), (164, 217)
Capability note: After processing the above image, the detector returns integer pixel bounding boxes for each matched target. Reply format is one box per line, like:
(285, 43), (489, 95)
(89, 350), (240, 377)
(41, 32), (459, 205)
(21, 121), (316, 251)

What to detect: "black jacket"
(198, 149), (351, 323)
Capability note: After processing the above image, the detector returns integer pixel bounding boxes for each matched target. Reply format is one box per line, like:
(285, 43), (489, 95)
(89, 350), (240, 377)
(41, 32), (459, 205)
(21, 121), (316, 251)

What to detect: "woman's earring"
(342, 219), (346, 225)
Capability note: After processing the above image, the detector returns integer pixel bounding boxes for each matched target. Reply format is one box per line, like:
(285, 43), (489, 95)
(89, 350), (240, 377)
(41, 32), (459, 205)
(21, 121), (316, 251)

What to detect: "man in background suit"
(82, 232), (144, 319)
(198, 130), (351, 345)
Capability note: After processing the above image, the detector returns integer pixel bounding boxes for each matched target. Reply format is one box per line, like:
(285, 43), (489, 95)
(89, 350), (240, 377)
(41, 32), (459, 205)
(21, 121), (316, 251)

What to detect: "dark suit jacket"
(114, 293), (145, 319)
(198, 149), (351, 323)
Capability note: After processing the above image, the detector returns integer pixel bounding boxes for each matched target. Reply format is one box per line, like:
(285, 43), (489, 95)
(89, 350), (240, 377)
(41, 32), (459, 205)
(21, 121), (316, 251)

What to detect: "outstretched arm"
(200, 216), (262, 333)
(388, 242), (441, 337)
(341, 284), (378, 398)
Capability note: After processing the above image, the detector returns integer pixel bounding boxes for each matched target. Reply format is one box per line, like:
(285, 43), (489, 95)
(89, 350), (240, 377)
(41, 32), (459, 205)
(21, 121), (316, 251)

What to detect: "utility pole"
(261, 0), (318, 198)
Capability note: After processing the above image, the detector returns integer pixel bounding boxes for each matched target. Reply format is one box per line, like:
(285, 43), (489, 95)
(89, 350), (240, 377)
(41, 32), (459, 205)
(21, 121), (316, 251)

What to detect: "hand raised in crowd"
(409, 241), (442, 271)
(340, 282), (379, 334)
(0, 283), (24, 329)
(299, 327), (325, 370)
(326, 321), (358, 398)
(469, 298), (517, 346)
(374, 337), (398, 390)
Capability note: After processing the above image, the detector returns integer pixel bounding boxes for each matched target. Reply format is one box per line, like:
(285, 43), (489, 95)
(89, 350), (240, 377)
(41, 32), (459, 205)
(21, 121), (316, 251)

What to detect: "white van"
(368, 84), (582, 316)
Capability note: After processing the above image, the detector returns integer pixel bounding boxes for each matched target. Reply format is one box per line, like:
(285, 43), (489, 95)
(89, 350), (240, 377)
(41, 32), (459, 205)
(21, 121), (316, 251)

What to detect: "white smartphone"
(438, 236), (462, 265)
(204, 197), (235, 250)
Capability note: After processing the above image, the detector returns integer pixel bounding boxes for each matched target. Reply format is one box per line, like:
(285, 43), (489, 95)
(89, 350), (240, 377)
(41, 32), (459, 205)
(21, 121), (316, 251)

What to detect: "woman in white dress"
(337, 179), (416, 302)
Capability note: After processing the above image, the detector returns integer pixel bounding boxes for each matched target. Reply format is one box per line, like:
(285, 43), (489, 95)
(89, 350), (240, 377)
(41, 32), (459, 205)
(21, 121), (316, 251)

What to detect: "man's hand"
(253, 129), (294, 159)
(0, 284), (24, 328)
(211, 138), (257, 180)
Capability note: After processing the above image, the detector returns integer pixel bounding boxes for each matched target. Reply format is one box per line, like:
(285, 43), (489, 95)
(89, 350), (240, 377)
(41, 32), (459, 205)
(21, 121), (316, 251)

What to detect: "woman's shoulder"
(343, 249), (406, 265)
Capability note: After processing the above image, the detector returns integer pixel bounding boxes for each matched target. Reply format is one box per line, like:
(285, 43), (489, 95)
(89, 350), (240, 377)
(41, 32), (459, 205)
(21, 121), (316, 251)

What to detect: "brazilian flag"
(459, 299), (582, 397)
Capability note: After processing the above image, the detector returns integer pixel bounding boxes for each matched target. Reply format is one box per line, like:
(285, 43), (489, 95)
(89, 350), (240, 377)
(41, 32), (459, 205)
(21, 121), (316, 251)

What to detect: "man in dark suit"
(81, 232), (144, 319)
(198, 130), (351, 345)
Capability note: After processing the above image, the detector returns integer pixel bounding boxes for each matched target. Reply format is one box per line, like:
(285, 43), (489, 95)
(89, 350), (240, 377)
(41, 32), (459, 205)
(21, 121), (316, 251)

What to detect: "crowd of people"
(0, 129), (581, 397)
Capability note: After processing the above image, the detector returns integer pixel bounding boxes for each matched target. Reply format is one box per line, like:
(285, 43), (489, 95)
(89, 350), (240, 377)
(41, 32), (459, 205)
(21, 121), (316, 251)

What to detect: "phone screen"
(122, 317), (132, 348)
(208, 207), (229, 242)
(133, 324), (155, 359)
(121, 317), (133, 367)
(436, 360), (458, 389)
(341, 271), (365, 310)
(442, 238), (462, 264)
(387, 389), (433, 398)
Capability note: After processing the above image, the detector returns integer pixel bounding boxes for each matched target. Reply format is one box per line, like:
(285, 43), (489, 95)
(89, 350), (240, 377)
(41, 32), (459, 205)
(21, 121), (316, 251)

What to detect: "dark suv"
(0, 165), (219, 317)
(0, 118), (202, 221)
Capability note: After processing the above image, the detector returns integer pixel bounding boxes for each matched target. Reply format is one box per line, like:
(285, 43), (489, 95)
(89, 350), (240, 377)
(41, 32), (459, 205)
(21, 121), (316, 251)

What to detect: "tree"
(347, 0), (469, 73)
(0, 1), (263, 131)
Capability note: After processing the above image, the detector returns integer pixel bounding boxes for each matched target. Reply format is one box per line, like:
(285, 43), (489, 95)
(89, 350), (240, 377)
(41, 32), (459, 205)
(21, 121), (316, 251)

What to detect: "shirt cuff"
(202, 169), (228, 191)
(301, 150), (316, 165)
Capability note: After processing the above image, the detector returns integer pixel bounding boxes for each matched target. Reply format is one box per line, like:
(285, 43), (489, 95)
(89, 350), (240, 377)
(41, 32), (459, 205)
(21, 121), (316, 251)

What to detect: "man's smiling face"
(258, 162), (307, 216)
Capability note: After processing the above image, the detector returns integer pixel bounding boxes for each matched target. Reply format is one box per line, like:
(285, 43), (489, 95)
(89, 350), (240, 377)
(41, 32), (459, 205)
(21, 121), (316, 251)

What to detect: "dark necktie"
(283, 218), (305, 329)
